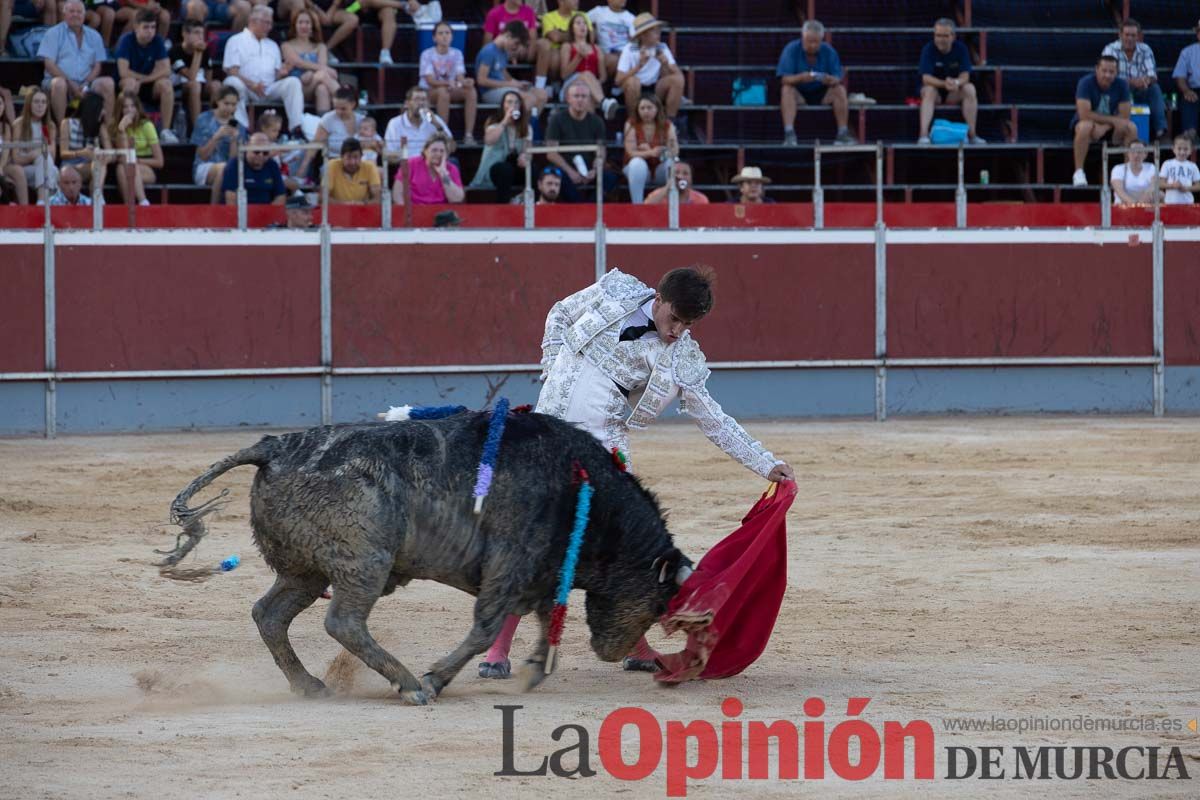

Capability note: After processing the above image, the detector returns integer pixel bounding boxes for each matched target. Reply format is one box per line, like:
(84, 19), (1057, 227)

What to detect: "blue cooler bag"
(930, 119), (969, 144)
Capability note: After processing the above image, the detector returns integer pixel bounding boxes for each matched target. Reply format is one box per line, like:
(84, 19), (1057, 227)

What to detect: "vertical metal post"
(1152, 145), (1161, 226)
(1100, 143), (1111, 228)
(523, 150), (534, 229)
(1152, 219), (1164, 417)
(43, 214), (56, 438)
(594, 145), (606, 281)
(91, 152), (103, 230)
(875, 141), (884, 228)
(813, 142), (824, 228)
(237, 150), (246, 230)
(320, 221), (333, 425)
(667, 157), (679, 230)
(874, 221), (887, 421)
(41, 141), (51, 230)
(381, 155), (392, 229)
(955, 143), (966, 228)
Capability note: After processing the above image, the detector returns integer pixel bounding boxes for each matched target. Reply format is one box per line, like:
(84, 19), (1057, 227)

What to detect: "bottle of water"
(173, 107), (187, 141)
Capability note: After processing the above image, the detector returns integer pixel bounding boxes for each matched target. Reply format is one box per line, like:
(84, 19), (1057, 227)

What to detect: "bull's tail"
(156, 438), (276, 581)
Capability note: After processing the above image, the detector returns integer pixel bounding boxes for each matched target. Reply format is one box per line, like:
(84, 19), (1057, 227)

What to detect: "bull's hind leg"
(323, 568), (426, 704)
(252, 573), (329, 697)
(517, 602), (554, 692)
(417, 596), (512, 701)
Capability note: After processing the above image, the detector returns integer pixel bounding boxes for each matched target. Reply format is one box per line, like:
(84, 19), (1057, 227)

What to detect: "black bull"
(157, 411), (692, 704)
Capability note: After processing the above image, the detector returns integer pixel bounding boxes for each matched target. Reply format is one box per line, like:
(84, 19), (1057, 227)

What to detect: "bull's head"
(585, 546), (693, 662)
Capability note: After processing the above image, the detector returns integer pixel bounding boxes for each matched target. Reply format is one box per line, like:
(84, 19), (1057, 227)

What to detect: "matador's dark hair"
(657, 266), (716, 322)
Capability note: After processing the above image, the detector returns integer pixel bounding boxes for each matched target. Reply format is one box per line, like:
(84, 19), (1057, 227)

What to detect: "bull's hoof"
(520, 658), (547, 691)
(399, 688), (434, 706)
(477, 659), (511, 679)
(419, 673), (444, 699)
(621, 657), (660, 673)
(292, 676), (332, 698)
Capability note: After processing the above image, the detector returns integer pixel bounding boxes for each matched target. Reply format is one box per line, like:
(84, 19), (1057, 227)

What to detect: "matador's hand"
(767, 462), (794, 483)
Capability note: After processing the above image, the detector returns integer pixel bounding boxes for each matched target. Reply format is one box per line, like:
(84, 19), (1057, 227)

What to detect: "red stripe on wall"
(1164, 242), (1200, 367)
(0, 246), (45, 372)
(888, 243), (1154, 358)
(606, 243), (876, 361)
(331, 243), (594, 366)
(54, 246), (321, 371)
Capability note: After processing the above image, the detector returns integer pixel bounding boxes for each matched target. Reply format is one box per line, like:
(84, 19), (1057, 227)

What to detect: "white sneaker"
(139, 198), (150, 206)
(379, 49), (393, 65)
(1072, 169), (1087, 187)
(159, 129), (179, 144)
(968, 134), (987, 145)
(917, 135), (931, 145)
(601, 97), (617, 120)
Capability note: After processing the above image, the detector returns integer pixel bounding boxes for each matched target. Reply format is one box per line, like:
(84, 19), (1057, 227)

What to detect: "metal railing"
(814, 142), (884, 229)
(236, 141), (329, 230)
(524, 143), (607, 279)
(1101, 143), (1164, 228)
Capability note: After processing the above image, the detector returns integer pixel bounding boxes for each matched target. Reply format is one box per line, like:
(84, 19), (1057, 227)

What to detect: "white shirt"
(617, 42), (676, 86)
(619, 299), (657, 339)
(1110, 162), (1157, 203)
(383, 111), (453, 156)
(588, 6), (635, 54)
(223, 30), (283, 87)
(1159, 158), (1200, 204)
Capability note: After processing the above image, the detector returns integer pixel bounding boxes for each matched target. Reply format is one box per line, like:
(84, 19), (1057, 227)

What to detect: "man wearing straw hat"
(731, 165), (773, 204)
(478, 265), (794, 678)
(615, 12), (685, 120)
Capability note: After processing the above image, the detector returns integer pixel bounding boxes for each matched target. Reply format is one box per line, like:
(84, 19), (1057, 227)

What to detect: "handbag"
(732, 77), (767, 106)
(930, 118), (969, 145)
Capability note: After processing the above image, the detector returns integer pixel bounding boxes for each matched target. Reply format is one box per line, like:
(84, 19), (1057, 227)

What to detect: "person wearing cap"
(645, 160), (708, 204)
(433, 209), (462, 227)
(777, 19), (855, 146)
(324, 137), (381, 204)
(268, 193), (316, 228)
(730, 166), (773, 204)
(615, 12), (685, 120)
(1172, 20), (1200, 143)
(221, 131), (288, 205)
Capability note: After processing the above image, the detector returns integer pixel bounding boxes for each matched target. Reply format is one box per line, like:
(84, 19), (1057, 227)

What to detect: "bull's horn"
(656, 558), (670, 583)
(675, 565), (693, 586)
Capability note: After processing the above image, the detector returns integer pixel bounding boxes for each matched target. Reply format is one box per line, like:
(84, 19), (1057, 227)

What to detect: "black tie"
(619, 320), (657, 342)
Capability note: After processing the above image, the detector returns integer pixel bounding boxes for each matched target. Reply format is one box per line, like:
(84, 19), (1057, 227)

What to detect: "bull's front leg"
(516, 601), (554, 693)
(419, 600), (512, 701)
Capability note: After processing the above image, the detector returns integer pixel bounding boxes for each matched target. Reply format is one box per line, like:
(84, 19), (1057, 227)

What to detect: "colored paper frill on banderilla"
(654, 479), (797, 683)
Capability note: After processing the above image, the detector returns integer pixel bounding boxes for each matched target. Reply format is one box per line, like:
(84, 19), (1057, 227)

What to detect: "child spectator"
(560, 11), (617, 119)
(1159, 134), (1200, 204)
(171, 19), (219, 137)
(257, 110), (304, 193)
(420, 20), (477, 144)
(114, 0), (170, 42)
(588, 0), (633, 78)
(58, 92), (111, 198)
(357, 117), (384, 164)
(109, 90), (160, 205)
(537, 0), (590, 97)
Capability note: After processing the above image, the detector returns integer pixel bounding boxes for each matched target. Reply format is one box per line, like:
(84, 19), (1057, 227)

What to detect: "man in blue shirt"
(918, 18), (984, 145)
(1071, 54), (1134, 186)
(115, 9), (176, 142)
(1172, 19), (1200, 142)
(776, 19), (854, 146)
(221, 132), (287, 206)
(475, 21), (545, 115)
(36, 0), (115, 122)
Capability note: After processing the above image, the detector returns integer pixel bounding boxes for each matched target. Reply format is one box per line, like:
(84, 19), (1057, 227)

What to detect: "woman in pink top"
(560, 12), (616, 119)
(393, 133), (463, 204)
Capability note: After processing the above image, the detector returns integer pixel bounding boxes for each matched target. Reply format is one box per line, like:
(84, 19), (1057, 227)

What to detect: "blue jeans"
(1181, 93), (1200, 135)
(1131, 82), (1166, 137)
(559, 168), (619, 203)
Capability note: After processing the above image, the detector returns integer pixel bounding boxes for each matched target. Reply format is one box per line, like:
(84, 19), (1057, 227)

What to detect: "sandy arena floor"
(1, 417), (1198, 798)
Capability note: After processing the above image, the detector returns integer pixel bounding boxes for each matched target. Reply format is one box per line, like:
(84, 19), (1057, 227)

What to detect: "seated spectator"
(483, 0), (537, 48)
(58, 92), (111, 195)
(778, 19), (854, 146)
(917, 18), (984, 146)
(384, 86), (454, 158)
(86, 0), (117, 49)
(172, 19), (220, 138)
(1, 0), (56, 59)
(110, 90), (160, 205)
(324, 137), (381, 203)
(391, 133), (463, 204)
(222, 6), (306, 138)
(299, 86), (363, 182)
(588, 0), (634, 78)
(421, 20), (477, 144)
(0, 92), (30, 204)
(538, 0), (590, 97)
(365, 0), (441, 65)
(292, 0), (359, 55)
(731, 166), (772, 204)
(622, 93), (677, 203)
(47, 163), (91, 205)
(115, 9), (176, 143)
(38, 0), (115, 123)
(357, 117), (384, 164)
(1072, 54), (1135, 187)
(468, 89), (530, 203)
(476, 21), (547, 118)
(114, 0), (169, 41)
(191, 85), (248, 203)
(520, 164), (562, 203)
(276, 192), (316, 228)
(1159, 134), (1199, 204)
(561, 11), (617, 120)
(13, 87), (59, 203)
(645, 160), (708, 204)
(1173, 19), (1200, 143)
(282, 8), (340, 116)
(256, 110), (303, 192)
(615, 13), (684, 120)
(222, 131), (288, 205)
(1110, 140), (1157, 205)
(1103, 19), (1165, 143)
(184, 0), (251, 33)
(545, 81), (618, 203)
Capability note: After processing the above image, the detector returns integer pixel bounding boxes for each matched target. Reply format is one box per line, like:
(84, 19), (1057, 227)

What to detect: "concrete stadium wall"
(1, 228), (1197, 435)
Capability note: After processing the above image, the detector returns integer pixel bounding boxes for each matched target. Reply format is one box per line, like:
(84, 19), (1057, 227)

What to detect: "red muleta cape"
(655, 480), (797, 683)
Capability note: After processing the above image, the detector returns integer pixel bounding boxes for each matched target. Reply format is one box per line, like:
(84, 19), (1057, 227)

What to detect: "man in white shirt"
(383, 86), (454, 157)
(221, 5), (305, 135)
(588, 0), (634, 78)
(615, 12), (684, 119)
